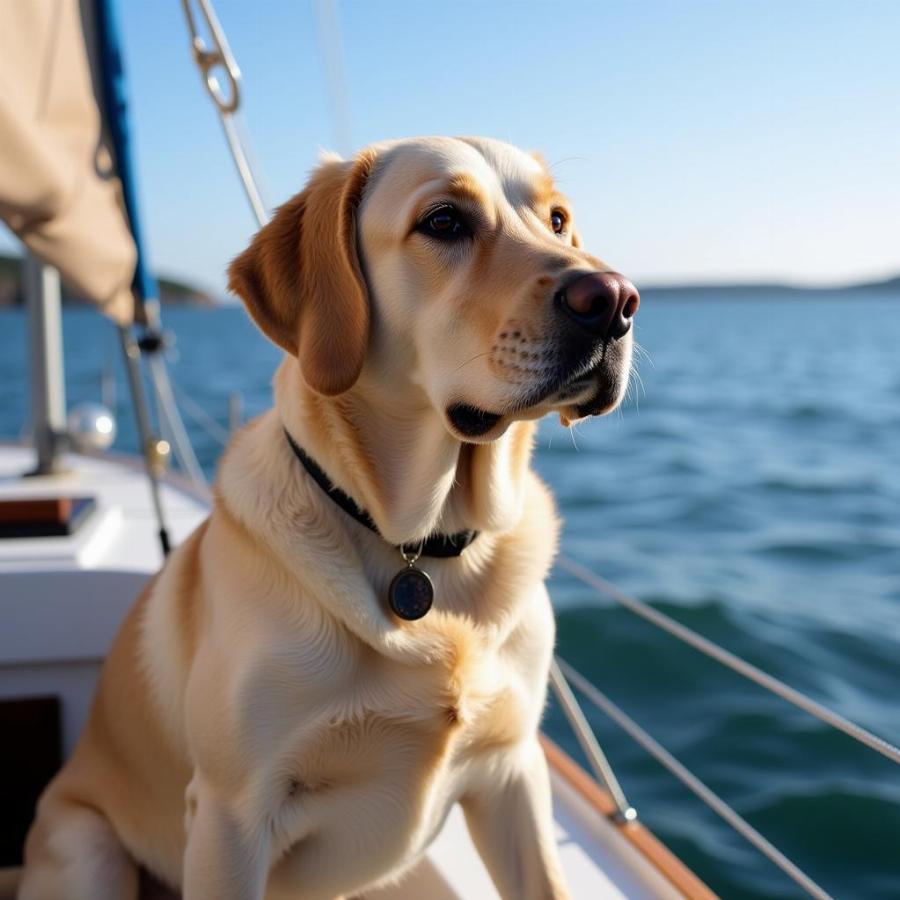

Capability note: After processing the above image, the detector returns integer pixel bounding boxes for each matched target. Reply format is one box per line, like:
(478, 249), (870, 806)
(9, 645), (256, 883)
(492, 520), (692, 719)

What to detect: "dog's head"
(229, 136), (638, 441)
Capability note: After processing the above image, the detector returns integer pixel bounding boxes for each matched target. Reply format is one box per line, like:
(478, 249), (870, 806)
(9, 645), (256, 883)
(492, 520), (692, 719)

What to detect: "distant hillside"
(641, 274), (900, 294)
(855, 274), (900, 291)
(0, 253), (217, 309)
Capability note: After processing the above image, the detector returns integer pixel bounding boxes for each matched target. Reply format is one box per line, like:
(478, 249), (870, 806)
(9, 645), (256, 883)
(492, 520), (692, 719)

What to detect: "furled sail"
(0, 0), (138, 323)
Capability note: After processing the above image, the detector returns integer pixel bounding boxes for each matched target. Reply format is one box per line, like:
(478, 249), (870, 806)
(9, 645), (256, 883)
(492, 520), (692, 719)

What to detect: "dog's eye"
(418, 206), (471, 241)
(550, 210), (567, 235)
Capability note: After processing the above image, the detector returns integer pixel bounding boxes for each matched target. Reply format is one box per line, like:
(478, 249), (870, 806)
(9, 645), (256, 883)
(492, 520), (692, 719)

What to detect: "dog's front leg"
(183, 774), (270, 900)
(462, 740), (570, 900)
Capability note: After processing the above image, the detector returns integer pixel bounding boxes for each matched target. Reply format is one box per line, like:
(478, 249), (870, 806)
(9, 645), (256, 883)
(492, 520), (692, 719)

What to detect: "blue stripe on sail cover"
(94, 0), (160, 310)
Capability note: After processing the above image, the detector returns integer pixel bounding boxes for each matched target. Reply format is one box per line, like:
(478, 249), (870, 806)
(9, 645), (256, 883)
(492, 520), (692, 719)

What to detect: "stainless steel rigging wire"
(548, 659), (636, 823)
(557, 554), (900, 766)
(145, 352), (206, 486)
(118, 326), (172, 555)
(180, 0), (268, 227)
(558, 659), (834, 900)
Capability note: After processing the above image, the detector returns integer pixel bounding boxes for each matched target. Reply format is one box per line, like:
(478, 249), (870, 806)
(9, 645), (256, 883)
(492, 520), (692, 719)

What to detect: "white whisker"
(451, 351), (493, 375)
(569, 425), (580, 451)
(632, 340), (654, 368)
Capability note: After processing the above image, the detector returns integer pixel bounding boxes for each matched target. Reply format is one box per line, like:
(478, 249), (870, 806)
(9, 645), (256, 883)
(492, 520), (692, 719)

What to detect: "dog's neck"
(274, 358), (536, 545)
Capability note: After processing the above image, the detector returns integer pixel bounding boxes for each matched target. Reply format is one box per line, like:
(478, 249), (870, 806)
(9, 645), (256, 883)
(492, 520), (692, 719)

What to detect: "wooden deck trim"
(541, 735), (718, 900)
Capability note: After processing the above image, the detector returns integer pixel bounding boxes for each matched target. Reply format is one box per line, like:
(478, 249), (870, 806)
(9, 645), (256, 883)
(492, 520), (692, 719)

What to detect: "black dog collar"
(284, 428), (478, 619)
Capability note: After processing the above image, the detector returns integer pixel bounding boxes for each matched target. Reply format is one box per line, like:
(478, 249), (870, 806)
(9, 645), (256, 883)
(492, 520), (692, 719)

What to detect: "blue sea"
(2, 291), (899, 899)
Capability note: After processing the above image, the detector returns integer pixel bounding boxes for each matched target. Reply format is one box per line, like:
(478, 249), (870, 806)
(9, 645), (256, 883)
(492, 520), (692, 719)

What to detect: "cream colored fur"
(19, 137), (634, 900)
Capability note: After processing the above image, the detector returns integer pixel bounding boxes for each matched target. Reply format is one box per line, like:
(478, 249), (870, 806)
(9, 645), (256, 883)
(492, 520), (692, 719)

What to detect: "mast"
(24, 255), (66, 475)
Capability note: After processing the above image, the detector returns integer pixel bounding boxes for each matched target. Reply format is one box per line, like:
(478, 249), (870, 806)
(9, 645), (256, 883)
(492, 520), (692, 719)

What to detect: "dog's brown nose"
(556, 271), (640, 340)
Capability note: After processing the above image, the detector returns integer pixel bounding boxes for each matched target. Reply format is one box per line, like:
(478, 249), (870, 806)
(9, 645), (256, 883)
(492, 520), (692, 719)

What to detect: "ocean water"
(1, 291), (899, 898)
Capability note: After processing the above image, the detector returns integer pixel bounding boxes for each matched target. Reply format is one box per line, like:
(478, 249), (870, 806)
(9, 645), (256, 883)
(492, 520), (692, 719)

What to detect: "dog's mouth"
(446, 403), (503, 438)
(447, 345), (629, 439)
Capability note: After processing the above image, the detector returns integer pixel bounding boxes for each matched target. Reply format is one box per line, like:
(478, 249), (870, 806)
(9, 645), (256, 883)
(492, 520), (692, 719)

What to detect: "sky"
(4, 1), (900, 294)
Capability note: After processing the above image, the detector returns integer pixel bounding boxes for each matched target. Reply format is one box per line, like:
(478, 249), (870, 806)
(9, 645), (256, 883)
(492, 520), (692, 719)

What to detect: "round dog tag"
(388, 565), (434, 620)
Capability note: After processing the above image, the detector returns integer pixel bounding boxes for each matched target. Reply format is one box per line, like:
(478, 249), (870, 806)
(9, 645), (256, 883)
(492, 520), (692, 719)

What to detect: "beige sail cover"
(0, 0), (137, 323)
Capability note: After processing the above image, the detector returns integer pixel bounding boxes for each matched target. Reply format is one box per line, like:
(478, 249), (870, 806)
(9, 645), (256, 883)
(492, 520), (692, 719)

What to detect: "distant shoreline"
(0, 253), (217, 309)
(640, 275), (900, 294)
(1, 251), (897, 308)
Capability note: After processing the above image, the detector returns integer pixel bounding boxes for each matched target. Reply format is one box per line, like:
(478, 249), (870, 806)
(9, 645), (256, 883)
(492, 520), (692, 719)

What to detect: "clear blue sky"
(4, 1), (900, 294)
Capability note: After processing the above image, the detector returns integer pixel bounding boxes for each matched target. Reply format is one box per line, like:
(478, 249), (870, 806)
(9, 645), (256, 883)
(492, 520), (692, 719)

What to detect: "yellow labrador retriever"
(20, 137), (638, 899)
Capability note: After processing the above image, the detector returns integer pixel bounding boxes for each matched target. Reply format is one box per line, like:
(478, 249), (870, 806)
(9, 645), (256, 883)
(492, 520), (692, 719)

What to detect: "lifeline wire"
(558, 555), (900, 766)
(559, 660), (834, 900)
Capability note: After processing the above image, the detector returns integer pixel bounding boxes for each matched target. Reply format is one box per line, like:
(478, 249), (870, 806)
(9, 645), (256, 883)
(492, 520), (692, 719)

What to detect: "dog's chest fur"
(200, 576), (554, 893)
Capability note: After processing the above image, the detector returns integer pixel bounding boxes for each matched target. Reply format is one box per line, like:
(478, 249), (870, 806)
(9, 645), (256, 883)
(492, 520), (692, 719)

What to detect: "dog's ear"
(228, 150), (376, 395)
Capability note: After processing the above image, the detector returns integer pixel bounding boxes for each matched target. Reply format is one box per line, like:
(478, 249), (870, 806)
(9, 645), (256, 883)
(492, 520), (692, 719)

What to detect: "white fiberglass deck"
(0, 443), (695, 899)
(0, 443), (208, 757)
